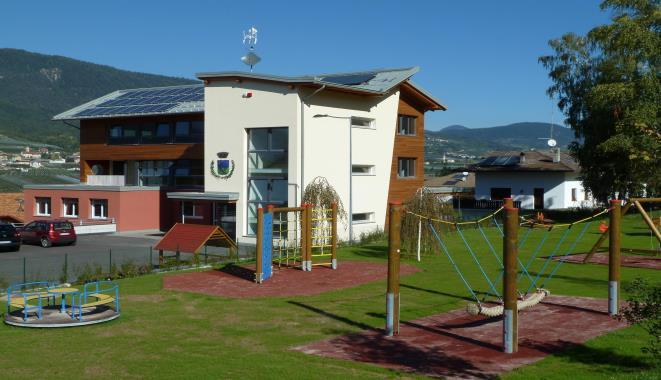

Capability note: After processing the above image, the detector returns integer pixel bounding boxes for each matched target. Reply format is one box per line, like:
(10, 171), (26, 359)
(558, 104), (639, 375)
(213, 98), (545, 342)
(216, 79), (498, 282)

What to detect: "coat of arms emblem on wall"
(210, 152), (235, 179)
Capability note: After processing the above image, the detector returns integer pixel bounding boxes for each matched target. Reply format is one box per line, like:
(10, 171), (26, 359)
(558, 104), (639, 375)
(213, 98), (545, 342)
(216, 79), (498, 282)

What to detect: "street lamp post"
(313, 114), (353, 243)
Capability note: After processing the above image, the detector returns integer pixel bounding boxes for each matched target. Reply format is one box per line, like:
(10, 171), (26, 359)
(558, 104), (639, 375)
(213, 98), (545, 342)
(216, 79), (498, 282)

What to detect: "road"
(0, 233), (161, 285)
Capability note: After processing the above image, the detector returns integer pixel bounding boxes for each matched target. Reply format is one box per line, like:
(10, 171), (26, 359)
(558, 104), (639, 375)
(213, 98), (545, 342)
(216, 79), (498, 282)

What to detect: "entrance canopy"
(154, 223), (236, 254)
(166, 191), (239, 201)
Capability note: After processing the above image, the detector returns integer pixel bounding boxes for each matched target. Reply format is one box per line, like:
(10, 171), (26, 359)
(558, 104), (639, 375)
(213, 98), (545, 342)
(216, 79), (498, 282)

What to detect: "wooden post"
(584, 201), (632, 263)
(158, 249), (164, 267)
(386, 201), (402, 336)
(609, 199), (621, 316)
(503, 197), (518, 353)
(305, 204), (313, 271)
(255, 207), (264, 283)
(331, 202), (338, 269)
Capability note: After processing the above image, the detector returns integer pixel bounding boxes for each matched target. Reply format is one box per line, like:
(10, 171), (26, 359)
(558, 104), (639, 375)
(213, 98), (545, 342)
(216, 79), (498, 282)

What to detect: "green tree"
(540, 0), (660, 201)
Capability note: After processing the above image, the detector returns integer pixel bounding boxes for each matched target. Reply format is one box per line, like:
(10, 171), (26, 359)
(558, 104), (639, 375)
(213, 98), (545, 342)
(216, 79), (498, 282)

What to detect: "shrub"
(119, 260), (139, 278)
(620, 278), (661, 361)
(358, 227), (387, 245)
(401, 188), (457, 257)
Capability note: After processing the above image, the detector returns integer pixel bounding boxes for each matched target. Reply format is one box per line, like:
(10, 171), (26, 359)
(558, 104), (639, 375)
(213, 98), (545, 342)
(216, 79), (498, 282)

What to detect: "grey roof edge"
(196, 67), (420, 95)
(24, 184), (162, 191)
(405, 79), (447, 110)
(52, 83), (204, 121)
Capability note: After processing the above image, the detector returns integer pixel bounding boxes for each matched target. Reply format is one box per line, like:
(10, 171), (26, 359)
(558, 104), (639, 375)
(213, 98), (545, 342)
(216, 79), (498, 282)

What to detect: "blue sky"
(2, 1), (611, 130)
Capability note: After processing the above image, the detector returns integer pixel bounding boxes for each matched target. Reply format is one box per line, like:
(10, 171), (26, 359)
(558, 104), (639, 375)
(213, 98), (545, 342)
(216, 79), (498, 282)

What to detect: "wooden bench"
(8, 293), (50, 309)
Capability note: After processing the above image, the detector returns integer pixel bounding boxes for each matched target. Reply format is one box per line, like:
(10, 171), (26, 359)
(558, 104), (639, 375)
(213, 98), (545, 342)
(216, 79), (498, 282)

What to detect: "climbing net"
(406, 206), (610, 317)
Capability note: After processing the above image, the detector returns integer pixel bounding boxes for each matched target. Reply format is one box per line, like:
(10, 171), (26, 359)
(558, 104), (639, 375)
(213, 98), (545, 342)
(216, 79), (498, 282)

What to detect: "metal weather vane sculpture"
(241, 26), (261, 71)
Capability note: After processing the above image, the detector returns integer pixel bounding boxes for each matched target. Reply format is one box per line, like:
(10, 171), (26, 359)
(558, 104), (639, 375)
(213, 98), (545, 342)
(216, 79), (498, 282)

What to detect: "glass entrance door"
(213, 202), (236, 241)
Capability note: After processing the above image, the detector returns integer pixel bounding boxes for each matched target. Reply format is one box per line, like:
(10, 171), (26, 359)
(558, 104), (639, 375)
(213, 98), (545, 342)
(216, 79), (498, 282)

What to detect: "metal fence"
(0, 244), (256, 288)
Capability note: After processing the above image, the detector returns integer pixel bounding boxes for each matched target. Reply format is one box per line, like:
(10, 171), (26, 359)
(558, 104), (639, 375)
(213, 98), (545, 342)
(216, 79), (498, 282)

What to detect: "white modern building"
(473, 150), (597, 209)
(29, 67), (445, 243)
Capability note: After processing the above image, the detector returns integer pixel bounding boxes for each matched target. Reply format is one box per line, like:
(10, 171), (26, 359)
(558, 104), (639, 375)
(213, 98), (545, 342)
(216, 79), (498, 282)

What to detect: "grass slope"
(0, 215), (658, 379)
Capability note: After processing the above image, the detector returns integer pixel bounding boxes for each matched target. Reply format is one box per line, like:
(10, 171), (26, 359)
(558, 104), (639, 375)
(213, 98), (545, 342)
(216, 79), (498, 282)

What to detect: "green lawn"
(0, 214), (658, 379)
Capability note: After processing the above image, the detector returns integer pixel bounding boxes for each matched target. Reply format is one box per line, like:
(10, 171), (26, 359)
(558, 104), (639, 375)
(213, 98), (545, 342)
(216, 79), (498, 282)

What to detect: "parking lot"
(0, 232), (162, 285)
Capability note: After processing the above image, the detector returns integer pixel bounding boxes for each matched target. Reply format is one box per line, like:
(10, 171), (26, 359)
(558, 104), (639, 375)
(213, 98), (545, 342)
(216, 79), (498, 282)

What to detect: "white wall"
(302, 90), (400, 240)
(475, 171), (596, 209)
(204, 80), (401, 243)
(204, 80), (300, 244)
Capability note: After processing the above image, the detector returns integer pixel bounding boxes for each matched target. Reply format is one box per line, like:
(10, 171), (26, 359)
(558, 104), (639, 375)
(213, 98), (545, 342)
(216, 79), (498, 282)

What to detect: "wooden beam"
(584, 201), (633, 262)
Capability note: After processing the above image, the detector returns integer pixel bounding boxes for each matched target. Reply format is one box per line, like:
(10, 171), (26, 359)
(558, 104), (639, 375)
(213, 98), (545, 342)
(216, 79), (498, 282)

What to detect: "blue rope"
(456, 225), (501, 299)
(539, 221), (594, 289)
(477, 224), (502, 267)
(518, 226), (552, 283)
(428, 222), (480, 303)
(526, 226), (572, 294)
(492, 216), (503, 237)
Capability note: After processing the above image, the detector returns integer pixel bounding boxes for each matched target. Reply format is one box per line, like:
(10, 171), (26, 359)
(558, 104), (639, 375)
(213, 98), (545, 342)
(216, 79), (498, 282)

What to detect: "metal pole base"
(386, 293), (394, 336)
(503, 309), (514, 353)
(609, 281), (618, 316)
(331, 259), (337, 270)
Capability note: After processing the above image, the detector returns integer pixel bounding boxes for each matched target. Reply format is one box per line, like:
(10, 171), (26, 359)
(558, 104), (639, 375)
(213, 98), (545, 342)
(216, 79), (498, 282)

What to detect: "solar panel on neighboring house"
(478, 155), (520, 167)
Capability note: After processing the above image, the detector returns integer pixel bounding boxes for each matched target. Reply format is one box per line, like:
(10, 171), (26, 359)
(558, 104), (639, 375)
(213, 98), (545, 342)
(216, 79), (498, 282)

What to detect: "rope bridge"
(410, 206), (609, 317)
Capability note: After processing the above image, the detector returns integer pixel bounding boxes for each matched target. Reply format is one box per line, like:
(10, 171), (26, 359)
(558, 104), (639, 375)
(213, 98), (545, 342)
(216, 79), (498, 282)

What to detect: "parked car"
(21, 220), (77, 248)
(0, 223), (21, 251)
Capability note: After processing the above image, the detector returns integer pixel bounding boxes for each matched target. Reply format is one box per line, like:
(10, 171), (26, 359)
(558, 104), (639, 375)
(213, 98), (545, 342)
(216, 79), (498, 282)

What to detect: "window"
(91, 199), (108, 219)
(35, 197), (51, 216)
(397, 158), (416, 178)
(352, 165), (375, 175)
(108, 125), (139, 144)
(351, 117), (374, 129)
(174, 121), (204, 143)
(352, 212), (374, 224)
(571, 188), (577, 202)
(62, 198), (78, 217)
(584, 189), (589, 201)
(398, 115), (417, 136)
(182, 201), (201, 219)
(247, 127), (289, 235)
(491, 188), (512, 200)
(141, 123), (171, 144)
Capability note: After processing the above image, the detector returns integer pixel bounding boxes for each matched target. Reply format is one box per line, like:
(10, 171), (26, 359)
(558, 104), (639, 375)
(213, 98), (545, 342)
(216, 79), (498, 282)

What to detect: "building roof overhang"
(166, 192), (239, 201)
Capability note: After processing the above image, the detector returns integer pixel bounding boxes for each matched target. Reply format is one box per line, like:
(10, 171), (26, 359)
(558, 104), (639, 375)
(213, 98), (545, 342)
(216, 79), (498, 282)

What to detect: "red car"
(21, 220), (77, 248)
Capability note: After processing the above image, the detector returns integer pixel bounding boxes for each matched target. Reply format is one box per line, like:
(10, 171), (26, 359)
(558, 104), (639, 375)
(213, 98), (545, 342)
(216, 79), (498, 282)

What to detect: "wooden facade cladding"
(387, 92), (426, 207)
(79, 113), (204, 181)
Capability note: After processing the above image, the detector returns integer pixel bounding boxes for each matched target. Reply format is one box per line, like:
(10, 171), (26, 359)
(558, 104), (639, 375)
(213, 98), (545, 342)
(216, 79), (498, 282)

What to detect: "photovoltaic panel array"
(479, 155), (520, 166)
(321, 74), (376, 86)
(73, 85), (203, 118)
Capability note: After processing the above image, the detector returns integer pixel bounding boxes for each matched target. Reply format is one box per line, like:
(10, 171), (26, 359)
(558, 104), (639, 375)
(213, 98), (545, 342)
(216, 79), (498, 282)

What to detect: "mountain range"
(0, 48), (196, 152)
(1, 49), (577, 158)
(425, 122), (576, 158)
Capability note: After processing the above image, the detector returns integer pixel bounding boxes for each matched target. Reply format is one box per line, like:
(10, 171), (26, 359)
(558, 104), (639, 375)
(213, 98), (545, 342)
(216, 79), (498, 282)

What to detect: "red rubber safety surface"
(294, 296), (628, 379)
(555, 252), (661, 270)
(163, 261), (420, 298)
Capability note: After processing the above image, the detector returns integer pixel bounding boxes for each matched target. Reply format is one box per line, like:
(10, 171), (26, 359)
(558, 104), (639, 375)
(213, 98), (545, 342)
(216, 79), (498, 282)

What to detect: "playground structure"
(386, 197), (625, 353)
(154, 223), (238, 267)
(4, 280), (120, 327)
(255, 203), (338, 283)
(584, 197), (660, 261)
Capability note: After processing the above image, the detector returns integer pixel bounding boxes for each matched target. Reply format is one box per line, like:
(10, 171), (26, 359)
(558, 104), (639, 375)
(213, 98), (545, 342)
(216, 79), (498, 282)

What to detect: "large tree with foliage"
(540, 0), (660, 201)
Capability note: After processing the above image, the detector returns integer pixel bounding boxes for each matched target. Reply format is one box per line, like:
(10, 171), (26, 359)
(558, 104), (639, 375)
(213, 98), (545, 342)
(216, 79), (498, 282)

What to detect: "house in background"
(25, 67), (445, 241)
(424, 172), (474, 198)
(472, 150), (596, 210)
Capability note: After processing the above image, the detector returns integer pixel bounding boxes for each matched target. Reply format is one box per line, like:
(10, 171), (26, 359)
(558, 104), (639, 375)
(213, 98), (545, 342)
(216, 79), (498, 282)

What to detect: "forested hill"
(0, 48), (197, 152)
(425, 122), (576, 157)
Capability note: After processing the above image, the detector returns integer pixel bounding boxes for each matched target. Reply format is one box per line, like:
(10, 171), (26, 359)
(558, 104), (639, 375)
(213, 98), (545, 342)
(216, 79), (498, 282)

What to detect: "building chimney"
(553, 148), (561, 163)
(519, 152), (526, 164)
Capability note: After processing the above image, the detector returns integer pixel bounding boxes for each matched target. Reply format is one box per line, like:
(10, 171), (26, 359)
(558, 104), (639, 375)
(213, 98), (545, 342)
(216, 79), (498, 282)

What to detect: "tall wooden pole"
(255, 207), (264, 283)
(503, 197), (518, 353)
(331, 202), (338, 269)
(386, 201), (402, 336)
(608, 199), (621, 316)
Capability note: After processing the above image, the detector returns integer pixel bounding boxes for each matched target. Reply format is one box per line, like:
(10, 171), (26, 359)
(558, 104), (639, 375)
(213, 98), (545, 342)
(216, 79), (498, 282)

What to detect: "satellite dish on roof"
(241, 26), (261, 72)
(547, 139), (557, 147)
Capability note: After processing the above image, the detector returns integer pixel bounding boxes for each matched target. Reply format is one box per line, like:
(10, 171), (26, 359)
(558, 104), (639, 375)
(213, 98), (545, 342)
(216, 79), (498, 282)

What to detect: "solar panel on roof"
(321, 74), (376, 86)
(479, 156), (520, 167)
(72, 85), (203, 118)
